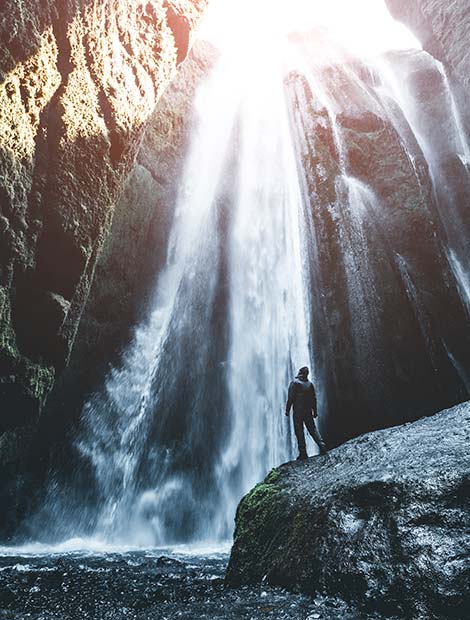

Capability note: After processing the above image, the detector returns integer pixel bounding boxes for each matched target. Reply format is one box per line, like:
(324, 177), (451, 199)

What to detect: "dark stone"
(0, 550), (364, 620)
(226, 401), (470, 619)
(286, 51), (470, 447)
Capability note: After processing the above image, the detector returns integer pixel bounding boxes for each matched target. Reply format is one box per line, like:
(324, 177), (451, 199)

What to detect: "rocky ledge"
(226, 402), (470, 619)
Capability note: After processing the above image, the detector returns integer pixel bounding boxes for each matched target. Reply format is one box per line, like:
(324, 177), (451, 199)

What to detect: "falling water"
(31, 2), (470, 547)
(213, 40), (314, 536)
(374, 52), (470, 310)
(48, 14), (317, 547)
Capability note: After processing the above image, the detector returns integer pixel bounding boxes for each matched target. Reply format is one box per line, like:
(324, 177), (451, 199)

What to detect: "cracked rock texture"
(226, 402), (470, 619)
(0, 0), (206, 434)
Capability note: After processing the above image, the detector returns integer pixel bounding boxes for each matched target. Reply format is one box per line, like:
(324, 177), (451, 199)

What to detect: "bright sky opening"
(198, 0), (421, 56)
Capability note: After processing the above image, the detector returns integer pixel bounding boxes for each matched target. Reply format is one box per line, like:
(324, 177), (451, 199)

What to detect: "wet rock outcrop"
(286, 47), (470, 447)
(226, 401), (470, 619)
(0, 0), (206, 434)
(386, 0), (470, 99)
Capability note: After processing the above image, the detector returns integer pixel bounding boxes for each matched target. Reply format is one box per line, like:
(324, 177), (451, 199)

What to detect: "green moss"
(226, 470), (292, 585)
(265, 467), (281, 484)
(233, 472), (286, 550)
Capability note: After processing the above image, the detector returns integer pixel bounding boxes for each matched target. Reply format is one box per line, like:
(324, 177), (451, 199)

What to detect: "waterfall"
(32, 2), (470, 547)
(56, 19), (316, 547)
(373, 52), (470, 311)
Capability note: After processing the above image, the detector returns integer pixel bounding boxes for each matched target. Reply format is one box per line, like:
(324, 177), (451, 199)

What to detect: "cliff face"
(287, 49), (470, 445)
(0, 39), (216, 539)
(41, 40), (216, 457)
(0, 0), (206, 434)
(386, 0), (470, 98)
(226, 402), (470, 619)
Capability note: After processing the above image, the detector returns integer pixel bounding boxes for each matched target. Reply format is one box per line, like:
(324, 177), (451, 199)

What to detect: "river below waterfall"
(0, 546), (365, 620)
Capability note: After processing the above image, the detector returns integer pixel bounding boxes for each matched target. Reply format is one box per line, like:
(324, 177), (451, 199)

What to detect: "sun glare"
(197, 0), (421, 56)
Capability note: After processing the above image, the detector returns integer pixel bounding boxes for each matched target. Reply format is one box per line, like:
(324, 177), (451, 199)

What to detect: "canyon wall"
(0, 0), (207, 536)
(0, 0), (206, 435)
(2, 0), (470, 541)
(286, 47), (470, 445)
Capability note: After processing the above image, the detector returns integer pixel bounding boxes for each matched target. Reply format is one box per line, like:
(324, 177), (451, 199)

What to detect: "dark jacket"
(286, 376), (317, 416)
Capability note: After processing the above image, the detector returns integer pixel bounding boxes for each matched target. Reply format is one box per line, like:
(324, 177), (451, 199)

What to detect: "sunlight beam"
(197, 0), (421, 56)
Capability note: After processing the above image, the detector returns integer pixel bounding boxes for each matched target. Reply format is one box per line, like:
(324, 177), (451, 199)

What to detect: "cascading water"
(373, 52), (470, 312)
(29, 0), (470, 548)
(213, 39), (314, 537)
(45, 10), (318, 547)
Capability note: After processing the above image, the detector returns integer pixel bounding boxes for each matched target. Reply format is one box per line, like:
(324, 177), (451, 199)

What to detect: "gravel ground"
(0, 548), (373, 620)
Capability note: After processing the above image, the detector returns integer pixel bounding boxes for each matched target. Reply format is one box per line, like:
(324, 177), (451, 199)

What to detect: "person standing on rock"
(285, 366), (327, 460)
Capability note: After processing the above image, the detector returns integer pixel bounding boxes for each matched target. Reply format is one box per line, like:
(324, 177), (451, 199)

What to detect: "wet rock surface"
(386, 0), (470, 100)
(286, 49), (470, 447)
(226, 402), (470, 619)
(0, 549), (366, 620)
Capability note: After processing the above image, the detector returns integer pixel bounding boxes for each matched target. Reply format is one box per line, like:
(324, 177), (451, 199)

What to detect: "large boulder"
(226, 402), (470, 619)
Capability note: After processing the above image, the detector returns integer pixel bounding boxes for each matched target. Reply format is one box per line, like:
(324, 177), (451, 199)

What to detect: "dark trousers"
(293, 410), (327, 456)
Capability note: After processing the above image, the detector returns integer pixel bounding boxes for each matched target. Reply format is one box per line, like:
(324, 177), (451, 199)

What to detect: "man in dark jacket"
(285, 366), (327, 460)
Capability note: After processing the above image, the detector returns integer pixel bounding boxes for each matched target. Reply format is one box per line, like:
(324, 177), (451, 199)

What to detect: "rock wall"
(41, 40), (216, 460)
(0, 0), (206, 435)
(386, 0), (470, 97)
(287, 49), (470, 446)
(0, 0), (207, 538)
(226, 401), (470, 619)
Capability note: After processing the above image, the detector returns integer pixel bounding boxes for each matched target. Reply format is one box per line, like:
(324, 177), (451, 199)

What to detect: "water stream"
(59, 20), (316, 547)
(21, 1), (470, 552)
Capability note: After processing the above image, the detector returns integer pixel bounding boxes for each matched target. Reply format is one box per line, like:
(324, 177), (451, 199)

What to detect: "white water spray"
(71, 13), (316, 546)
(30, 1), (470, 550)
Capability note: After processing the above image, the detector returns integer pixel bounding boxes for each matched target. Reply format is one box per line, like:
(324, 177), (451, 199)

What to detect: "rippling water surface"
(0, 543), (362, 620)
